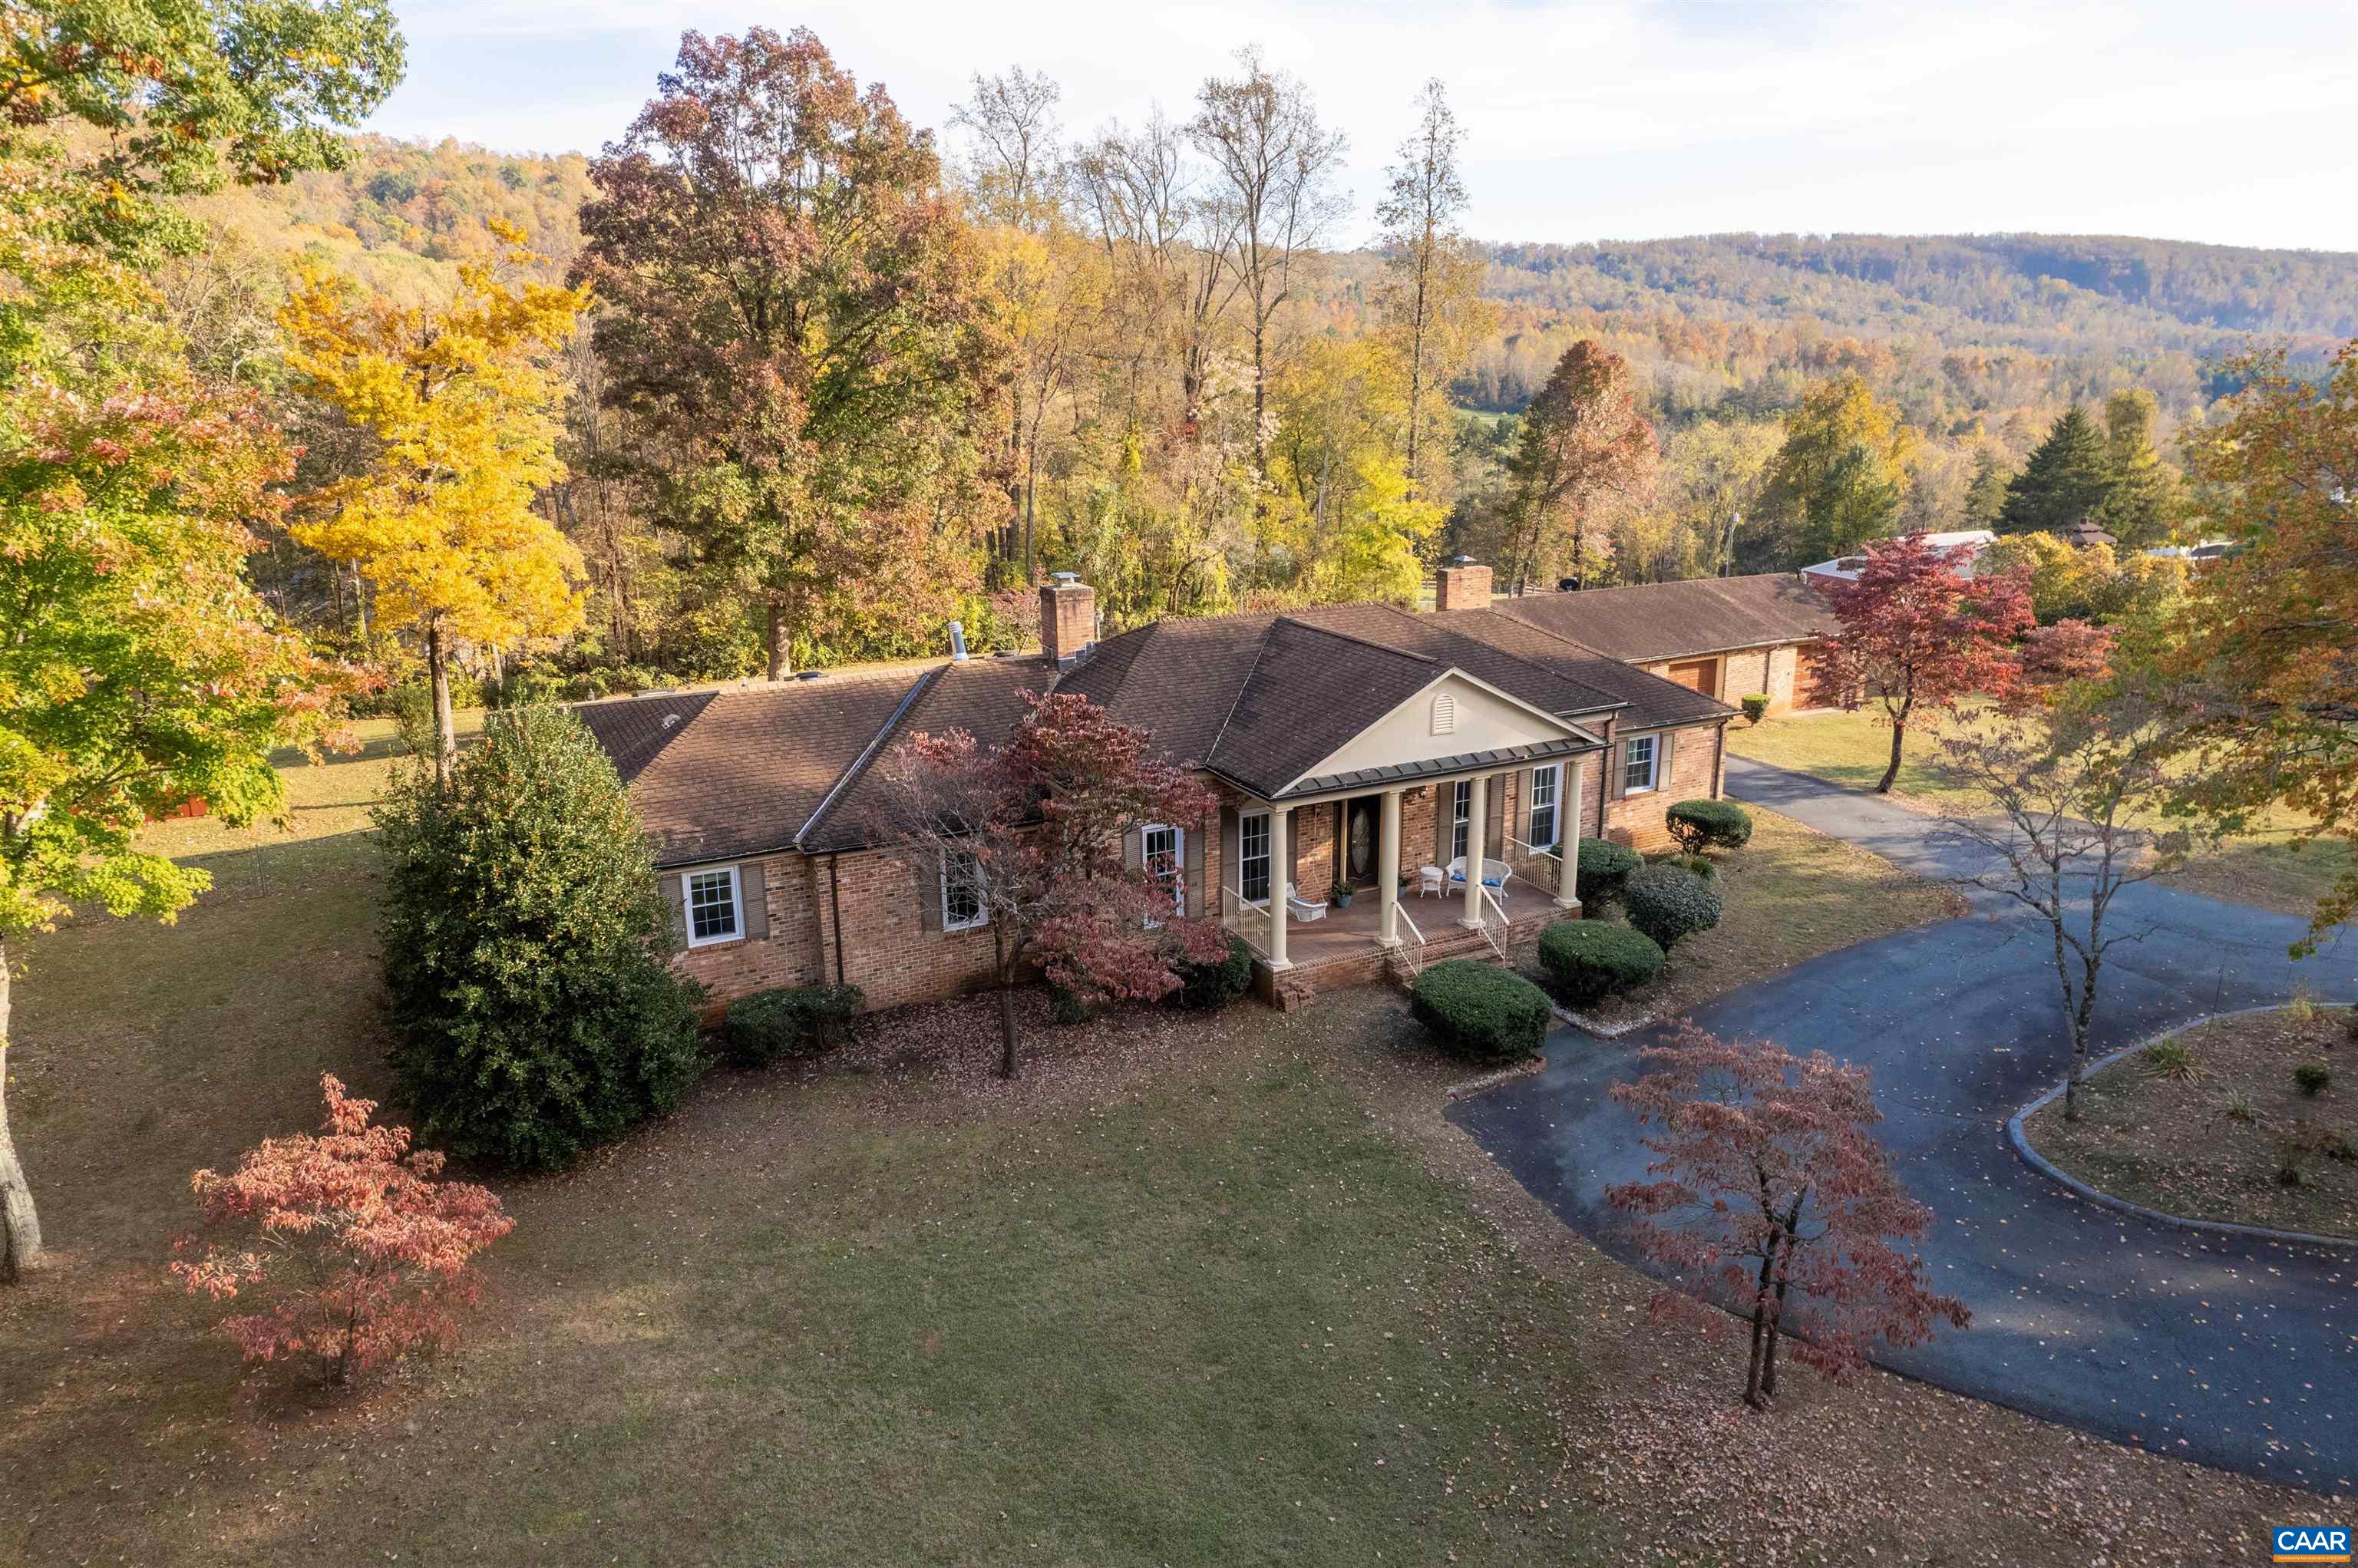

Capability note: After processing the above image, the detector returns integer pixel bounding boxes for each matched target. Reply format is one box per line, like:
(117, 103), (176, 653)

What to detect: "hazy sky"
(368, 1), (2358, 251)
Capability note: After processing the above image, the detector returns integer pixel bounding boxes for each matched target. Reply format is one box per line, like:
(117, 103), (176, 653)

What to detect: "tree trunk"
(766, 599), (793, 682)
(424, 621), (457, 791)
(1876, 719), (1906, 794)
(1742, 1246), (1775, 1408)
(2062, 947), (2100, 1122)
(0, 936), (41, 1284)
(351, 563), (370, 647)
(1759, 1193), (1805, 1399)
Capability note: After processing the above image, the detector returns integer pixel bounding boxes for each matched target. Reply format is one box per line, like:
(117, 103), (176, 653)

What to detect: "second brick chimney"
(1039, 573), (1097, 665)
(1434, 560), (1494, 612)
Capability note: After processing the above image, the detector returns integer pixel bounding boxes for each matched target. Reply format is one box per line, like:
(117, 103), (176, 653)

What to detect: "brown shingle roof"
(1200, 619), (1443, 797)
(585, 589), (1743, 860)
(583, 672), (920, 867)
(796, 655), (1054, 853)
(1492, 573), (1833, 663)
(573, 688), (715, 784)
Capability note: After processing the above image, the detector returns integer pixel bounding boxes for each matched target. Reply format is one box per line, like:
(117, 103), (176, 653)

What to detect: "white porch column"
(1267, 804), (1291, 969)
(1556, 757), (1585, 910)
(1460, 773), (1487, 929)
(1377, 788), (1402, 946)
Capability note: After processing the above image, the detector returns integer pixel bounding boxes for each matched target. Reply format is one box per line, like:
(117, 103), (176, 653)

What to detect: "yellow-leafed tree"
(282, 223), (589, 783)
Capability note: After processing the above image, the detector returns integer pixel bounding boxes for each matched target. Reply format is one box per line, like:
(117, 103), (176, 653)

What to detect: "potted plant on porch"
(1330, 879), (1355, 909)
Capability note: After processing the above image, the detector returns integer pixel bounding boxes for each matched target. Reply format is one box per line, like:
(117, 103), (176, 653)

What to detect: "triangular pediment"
(1282, 668), (1583, 793)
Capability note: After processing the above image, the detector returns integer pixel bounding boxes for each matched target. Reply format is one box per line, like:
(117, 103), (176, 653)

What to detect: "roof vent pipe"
(949, 619), (969, 662)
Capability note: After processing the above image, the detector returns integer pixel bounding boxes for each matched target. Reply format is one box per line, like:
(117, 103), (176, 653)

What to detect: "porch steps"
(1259, 906), (1564, 1011)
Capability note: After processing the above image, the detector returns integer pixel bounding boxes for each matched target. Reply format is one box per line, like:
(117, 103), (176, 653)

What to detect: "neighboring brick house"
(577, 563), (1736, 1017)
(1491, 572), (1841, 716)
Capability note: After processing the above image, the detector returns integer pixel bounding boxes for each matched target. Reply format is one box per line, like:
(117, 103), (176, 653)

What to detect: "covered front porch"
(1215, 758), (1588, 996)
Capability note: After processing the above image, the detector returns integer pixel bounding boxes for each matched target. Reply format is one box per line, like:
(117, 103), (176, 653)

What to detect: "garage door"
(1663, 658), (1718, 695)
(1793, 643), (1836, 708)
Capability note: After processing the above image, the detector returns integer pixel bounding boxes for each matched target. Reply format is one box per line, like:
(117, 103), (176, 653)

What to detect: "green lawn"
(0, 725), (2323, 1565)
(1520, 807), (1966, 1028)
(1725, 708), (2353, 922)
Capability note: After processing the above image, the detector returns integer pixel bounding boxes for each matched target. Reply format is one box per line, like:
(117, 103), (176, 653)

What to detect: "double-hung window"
(1451, 780), (1474, 861)
(940, 847), (988, 931)
(1623, 735), (1660, 794)
(685, 866), (742, 948)
(1527, 764), (1560, 850)
(1238, 812), (1272, 905)
(1143, 824), (1184, 921)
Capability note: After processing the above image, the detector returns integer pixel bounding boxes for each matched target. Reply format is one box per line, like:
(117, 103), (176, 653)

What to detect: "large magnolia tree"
(572, 26), (1004, 678)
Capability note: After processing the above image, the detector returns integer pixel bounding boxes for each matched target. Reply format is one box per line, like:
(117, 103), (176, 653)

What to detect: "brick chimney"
(1039, 573), (1097, 665)
(1434, 559), (1493, 612)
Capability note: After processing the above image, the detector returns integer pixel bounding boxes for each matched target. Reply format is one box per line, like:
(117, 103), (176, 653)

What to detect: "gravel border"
(2006, 1003), (2358, 1253)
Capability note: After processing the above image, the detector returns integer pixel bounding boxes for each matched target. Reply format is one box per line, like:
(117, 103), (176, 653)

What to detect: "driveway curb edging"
(2005, 1003), (2358, 1254)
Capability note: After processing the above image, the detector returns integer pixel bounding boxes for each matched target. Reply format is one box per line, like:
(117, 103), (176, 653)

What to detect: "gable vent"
(1431, 692), (1457, 736)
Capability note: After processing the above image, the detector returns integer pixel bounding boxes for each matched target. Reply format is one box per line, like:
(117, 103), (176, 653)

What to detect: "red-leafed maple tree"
(1817, 534), (2034, 792)
(1607, 1026), (1969, 1409)
(866, 691), (1228, 1078)
(170, 1076), (514, 1385)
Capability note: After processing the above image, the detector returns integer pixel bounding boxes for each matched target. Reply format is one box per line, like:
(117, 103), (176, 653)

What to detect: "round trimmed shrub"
(1171, 933), (1255, 1010)
(725, 983), (864, 1067)
(1537, 920), (1664, 1006)
(1665, 799), (1754, 855)
(1410, 960), (1552, 1065)
(1739, 694), (1769, 724)
(1621, 863), (1725, 952)
(1576, 838), (1643, 909)
(378, 706), (707, 1171)
(2293, 1062), (2333, 1096)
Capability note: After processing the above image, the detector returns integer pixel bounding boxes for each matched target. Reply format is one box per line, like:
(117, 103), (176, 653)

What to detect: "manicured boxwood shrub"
(724, 982), (865, 1067)
(1537, 919), (1665, 1006)
(2294, 1062), (2333, 1096)
(1410, 960), (1552, 1065)
(1171, 932), (1255, 1009)
(1621, 863), (1725, 952)
(1576, 838), (1643, 909)
(1739, 694), (1769, 724)
(1665, 798), (1754, 855)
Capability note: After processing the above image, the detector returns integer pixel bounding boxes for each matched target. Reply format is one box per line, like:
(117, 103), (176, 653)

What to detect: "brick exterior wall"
(665, 720), (1728, 1018)
(1641, 644), (1825, 716)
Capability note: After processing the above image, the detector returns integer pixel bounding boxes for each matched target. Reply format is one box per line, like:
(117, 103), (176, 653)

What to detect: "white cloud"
(365, 0), (2358, 249)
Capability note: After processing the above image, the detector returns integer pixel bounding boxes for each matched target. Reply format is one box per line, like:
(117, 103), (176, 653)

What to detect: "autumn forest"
(113, 25), (2351, 701)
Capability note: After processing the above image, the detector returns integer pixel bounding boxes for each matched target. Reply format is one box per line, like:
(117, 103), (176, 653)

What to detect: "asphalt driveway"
(1448, 759), (2358, 1490)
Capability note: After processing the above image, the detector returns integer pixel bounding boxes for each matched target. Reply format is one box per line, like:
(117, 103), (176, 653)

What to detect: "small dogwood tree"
(1818, 533), (2033, 792)
(171, 1076), (514, 1385)
(1607, 1026), (1968, 1408)
(867, 691), (1226, 1078)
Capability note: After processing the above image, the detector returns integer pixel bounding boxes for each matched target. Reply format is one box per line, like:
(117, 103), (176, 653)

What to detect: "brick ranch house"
(1491, 572), (1840, 715)
(577, 563), (1787, 1016)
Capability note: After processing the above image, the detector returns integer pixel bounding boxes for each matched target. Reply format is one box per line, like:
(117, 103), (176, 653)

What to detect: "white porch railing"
(1394, 904), (1428, 979)
(1223, 884), (1273, 959)
(1475, 883), (1512, 962)
(1503, 834), (1570, 903)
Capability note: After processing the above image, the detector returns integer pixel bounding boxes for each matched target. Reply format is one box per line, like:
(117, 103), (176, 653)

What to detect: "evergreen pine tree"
(2093, 388), (2183, 549)
(1998, 404), (2114, 535)
(1962, 447), (2013, 527)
